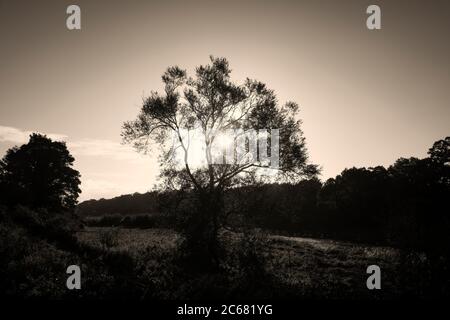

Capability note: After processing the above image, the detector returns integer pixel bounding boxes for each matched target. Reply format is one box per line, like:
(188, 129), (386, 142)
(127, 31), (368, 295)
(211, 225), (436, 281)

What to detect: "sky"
(0, 0), (449, 201)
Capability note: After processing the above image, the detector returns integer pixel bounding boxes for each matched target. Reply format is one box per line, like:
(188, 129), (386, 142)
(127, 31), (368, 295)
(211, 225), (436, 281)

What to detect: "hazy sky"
(1, 0), (449, 201)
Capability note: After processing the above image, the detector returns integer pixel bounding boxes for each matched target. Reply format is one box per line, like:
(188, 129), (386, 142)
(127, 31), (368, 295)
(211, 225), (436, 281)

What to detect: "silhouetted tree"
(318, 167), (390, 242)
(122, 56), (318, 266)
(0, 134), (81, 212)
(428, 137), (449, 166)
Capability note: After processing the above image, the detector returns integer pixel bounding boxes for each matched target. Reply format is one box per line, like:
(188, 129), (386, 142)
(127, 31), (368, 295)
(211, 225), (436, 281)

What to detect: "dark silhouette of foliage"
(80, 137), (450, 255)
(0, 134), (81, 212)
(428, 136), (450, 166)
(77, 191), (162, 216)
(122, 56), (317, 267)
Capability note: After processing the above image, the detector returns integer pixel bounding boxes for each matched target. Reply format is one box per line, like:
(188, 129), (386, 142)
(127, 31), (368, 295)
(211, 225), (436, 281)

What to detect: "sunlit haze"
(1, 0), (449, 200)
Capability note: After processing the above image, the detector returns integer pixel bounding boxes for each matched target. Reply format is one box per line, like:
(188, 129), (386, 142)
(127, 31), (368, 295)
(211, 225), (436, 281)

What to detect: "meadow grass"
(76, 227), (426, 299)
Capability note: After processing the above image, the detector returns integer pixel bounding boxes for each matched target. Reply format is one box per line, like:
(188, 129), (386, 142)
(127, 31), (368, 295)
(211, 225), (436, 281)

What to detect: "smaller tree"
(0, 133), (81, 211)
(428, 136), (450, 166)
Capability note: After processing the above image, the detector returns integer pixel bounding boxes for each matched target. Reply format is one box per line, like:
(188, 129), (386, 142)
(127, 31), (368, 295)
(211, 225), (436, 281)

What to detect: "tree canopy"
(122, 56), (318, 193)
(0, 133), (81, 211)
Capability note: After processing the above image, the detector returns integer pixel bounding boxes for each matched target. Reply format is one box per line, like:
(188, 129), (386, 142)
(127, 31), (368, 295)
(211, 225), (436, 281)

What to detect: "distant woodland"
(78, 136), (450, 253)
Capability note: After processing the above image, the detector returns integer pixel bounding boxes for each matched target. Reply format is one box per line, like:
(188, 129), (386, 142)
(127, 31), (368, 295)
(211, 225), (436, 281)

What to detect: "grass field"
(77, 227), (180, 252)
(267, 235), (406, 298)
(76, 227), (427, 299)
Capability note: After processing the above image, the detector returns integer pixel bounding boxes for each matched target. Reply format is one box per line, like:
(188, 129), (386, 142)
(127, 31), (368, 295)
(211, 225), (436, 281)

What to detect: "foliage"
(0, 134), (81, 212)
(122, 56), (318, 189)
(122, 56), (318, 265)
(79, 137), (450, 255)
(99, 228), (120, 249)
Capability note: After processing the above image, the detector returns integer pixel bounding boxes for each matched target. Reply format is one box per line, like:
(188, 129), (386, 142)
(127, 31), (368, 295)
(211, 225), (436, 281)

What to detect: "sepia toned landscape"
(1, 0), (449, 303)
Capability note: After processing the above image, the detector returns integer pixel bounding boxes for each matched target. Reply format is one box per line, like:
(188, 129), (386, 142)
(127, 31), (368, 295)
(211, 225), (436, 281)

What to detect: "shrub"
(99, 228), (120, 250)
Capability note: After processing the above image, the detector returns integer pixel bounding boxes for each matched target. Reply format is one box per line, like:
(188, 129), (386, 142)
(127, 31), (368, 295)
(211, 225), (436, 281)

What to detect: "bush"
(0, 209), (76, 298)
(99, 228), (120, 249)
(84, 213), (175, 229)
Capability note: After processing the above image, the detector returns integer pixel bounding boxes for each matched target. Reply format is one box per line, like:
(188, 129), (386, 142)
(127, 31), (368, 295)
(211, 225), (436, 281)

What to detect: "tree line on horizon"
(78, 136), (450, 253)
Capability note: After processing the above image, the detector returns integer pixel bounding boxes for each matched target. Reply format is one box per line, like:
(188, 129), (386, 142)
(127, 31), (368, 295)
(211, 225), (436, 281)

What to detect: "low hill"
(77, 191), (161, 217)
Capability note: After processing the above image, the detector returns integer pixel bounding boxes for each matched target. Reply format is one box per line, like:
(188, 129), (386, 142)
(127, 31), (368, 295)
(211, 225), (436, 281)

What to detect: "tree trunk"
(198, 188), (223, 267)
(179, 187), (224, 272)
